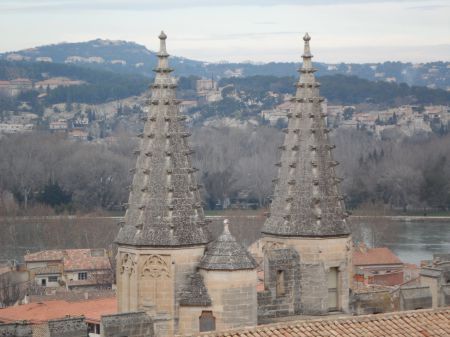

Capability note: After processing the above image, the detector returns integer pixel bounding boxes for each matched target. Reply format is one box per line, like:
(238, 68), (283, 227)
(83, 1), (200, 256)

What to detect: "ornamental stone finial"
(302, 32), (313, 62)
(158, 31), (168, 56)
(223, 219), (230, 232)
(159, 31), (167, 40)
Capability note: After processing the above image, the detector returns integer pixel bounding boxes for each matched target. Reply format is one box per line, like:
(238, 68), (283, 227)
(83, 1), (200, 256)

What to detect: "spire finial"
(158, 31), (168, 56)
(302, 32), (312, 60)
(223, 219), (230, 232)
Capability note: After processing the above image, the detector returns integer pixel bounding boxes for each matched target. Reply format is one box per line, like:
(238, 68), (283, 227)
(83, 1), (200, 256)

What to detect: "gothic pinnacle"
(115, 32), (209, 247)
(262, 33), (350, 238)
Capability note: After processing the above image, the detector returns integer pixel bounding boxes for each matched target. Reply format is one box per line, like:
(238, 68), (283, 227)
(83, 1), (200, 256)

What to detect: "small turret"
(199, 219), (257, 270)
(196, 219), (258, 332)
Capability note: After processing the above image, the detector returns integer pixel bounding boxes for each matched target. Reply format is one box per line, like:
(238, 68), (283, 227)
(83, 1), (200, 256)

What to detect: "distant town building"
(24, 249), (112, 290)
(196, 78), (221, 102)
(420, 253), (450, 308)
(5, 54), (30, 62)
(34, 77), (85, 90)
(49, 119), (69, 132)
(353, 244), (405, 286)
(35, 56), (53, 62)
(0, 78), (33, 97)
(0, 123), (33, 134)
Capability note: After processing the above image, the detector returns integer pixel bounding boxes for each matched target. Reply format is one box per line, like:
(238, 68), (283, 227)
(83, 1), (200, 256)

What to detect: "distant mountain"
(1, 39), (449, 89)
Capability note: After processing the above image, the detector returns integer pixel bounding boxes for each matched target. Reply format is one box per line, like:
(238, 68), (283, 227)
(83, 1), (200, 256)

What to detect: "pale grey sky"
(0, 0), (449, 63)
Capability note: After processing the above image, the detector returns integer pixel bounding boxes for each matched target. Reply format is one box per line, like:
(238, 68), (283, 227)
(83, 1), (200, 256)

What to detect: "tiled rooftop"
(24, 249), (111, 271)
(24, 250), (64, 262)
(63, 249), (110, 271)
(353, 247), (403, 266)
(187, 308), (449, 337)
(0, 297), (116, 324)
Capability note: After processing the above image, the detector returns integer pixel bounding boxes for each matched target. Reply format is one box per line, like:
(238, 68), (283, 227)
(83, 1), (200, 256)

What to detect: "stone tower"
(178, 219), (257, 334)
(115, 32), (210, 337)
(260, 33), (352, 316)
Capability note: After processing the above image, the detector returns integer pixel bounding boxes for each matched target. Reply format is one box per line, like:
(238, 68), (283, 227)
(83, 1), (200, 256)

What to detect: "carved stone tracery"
(141, 255), (170, 278)
(120, 253), (137, 275)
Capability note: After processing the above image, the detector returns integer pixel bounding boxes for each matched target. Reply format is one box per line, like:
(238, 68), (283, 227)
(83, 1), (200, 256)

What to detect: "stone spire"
(199, 219), (257, 270)
(262, 33), (350, 237)
(116, 32), (210, 246)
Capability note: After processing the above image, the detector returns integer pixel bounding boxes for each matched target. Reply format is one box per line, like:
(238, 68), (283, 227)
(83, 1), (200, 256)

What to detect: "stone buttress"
(115, 32), (210, 337)
(260, 33), (352, 317)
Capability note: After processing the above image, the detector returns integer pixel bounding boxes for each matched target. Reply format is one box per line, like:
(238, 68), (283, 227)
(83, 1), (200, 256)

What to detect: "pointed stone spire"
(262, 34), (350, 237)
(115, 32), (210, 246)
(199, 219), (257, 270)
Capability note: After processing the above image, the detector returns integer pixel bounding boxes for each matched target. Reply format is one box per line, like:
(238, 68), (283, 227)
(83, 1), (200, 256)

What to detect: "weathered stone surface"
(0, 322), (32, 337)
(299, 262), (328, 315)
(258, 248), (301, 322)
(180, 272), (212, 307)
(442, 285), (450, 306)
(400, 286), (432, 310)
(115, 31), (209, 247)
(262, 33), (350, 237)
(0, 318), (87, 337)
(101, 312), (154, 337)
(200, 269), (258, 332)
(351, 290), (398, 315)
(199, 221), (257, 271)
(48, 317), (86, 337)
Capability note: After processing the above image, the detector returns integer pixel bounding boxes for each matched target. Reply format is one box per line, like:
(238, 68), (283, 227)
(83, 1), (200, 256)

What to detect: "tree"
(420, 156), (450, 210)
(37, 181), (72, 208)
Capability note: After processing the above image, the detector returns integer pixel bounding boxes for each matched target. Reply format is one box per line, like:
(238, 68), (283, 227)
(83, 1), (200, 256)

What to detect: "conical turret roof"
(262, 33), (350, 237)
(199, 220), (257, 270)
(115, 32), (210, 247)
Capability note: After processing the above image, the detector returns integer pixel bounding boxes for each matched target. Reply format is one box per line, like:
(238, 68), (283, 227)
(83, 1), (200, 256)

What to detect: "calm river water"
(1, 216), (449, 265)
(350, 218), (450, 264)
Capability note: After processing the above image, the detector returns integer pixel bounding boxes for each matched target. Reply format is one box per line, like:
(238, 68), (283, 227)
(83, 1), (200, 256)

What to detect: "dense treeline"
(0, 133), (133, 213)
(0, 61), (151, 105)
(2, 60), (450, 108)
(1, 128), (450, 215)
(219, 75), (450, 105)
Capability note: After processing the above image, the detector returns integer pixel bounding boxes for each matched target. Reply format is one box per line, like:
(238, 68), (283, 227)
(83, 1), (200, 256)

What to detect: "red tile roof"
(25, 250), (63, 262)
(0, 297), (116, 324)
(63, 249), (110, 271)
(353, 247), (403, 266)
(24, 249), (111, 271)
(188, 308), (449, 337)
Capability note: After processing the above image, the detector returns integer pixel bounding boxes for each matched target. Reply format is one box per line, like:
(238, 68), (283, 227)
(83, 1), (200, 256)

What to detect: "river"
(350, 218), (450, 264)
(0, 216), (449, 265)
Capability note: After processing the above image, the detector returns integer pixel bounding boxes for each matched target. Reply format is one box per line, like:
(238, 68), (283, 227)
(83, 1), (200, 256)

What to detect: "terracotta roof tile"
(24, 249), (111, 271)
(0, 297), (116, 324)
(63, 249), (110, 271)
(24, 250), (64, 262)
(353, 247), (403, 266)
(186, 309), (449, 337)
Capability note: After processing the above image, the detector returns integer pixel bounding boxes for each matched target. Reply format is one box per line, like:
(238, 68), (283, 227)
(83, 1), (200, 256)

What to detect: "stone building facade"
(420, 253), (450, 308)
(258, 33), (352, 319)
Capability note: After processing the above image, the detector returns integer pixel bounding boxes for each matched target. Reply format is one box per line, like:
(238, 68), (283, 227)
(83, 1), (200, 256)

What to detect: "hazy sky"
(0, 0), (449, 63)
